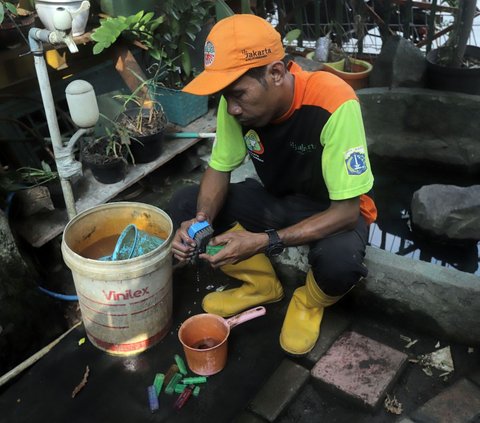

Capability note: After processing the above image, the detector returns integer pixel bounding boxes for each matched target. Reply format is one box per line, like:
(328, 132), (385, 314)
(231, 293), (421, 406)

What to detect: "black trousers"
(167, 178), (369, 296)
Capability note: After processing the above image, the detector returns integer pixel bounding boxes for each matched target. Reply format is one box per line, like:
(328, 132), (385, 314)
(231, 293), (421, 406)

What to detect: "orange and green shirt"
(209, 61), (377, 224)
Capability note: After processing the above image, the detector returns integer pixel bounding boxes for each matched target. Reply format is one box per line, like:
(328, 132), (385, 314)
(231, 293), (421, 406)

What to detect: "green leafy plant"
(17, 161), (58, 188)
(0, 1), (17, 25)
(113, 67), (167, 136)
(91, 11), (165, 58)
(91, 1), (214, 88)
(0, 161), (58, 198)
(83, 114), (135, 165)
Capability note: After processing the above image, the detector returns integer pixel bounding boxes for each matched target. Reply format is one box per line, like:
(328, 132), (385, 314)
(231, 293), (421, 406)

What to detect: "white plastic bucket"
(61, 202), (173, 355)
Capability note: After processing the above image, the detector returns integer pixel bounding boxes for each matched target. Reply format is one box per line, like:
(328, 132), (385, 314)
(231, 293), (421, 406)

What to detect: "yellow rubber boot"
(279, 270), (342, 356)
(202, 223), (284, 317)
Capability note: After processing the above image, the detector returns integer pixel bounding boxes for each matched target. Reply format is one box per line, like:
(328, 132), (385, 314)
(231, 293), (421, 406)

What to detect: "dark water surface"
(369, 158), (480, 276)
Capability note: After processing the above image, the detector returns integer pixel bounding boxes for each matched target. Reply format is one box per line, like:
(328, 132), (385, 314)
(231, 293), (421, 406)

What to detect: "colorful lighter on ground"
(187, 221), (214, 262)
(165, 373), (183, 395)
(153, 373), (165, 396)
(147, 385), (159, 412)
(181, 376), (207, 385)
(164, 364), (179, 386)
(173, 385), (195, 410)
(174, 354), (188, 375)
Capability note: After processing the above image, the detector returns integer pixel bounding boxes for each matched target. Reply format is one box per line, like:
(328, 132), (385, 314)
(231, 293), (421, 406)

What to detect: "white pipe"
(29, 28), (77, 219)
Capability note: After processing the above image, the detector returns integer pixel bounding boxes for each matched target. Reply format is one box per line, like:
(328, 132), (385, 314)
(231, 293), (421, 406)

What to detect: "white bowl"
(35, 0), (89, 37)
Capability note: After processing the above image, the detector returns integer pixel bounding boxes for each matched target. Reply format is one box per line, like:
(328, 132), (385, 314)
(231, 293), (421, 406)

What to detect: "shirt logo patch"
(204, 41), (215, 67)
(244, 130), (264, 162)
(344, 147), (367, 175)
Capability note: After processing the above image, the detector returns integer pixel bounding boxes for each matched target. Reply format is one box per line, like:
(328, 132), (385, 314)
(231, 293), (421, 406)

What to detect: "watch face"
(267, 244), (284, 256)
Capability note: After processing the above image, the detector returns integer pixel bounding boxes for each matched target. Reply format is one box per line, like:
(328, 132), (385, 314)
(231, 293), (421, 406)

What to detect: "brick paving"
(248, 359), (310, 422)
(310, 331), (408, 410)
(411, 378), (480, 423)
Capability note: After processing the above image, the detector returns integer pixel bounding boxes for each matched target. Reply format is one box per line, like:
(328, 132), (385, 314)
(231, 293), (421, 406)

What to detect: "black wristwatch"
(265, 229), (285, 257)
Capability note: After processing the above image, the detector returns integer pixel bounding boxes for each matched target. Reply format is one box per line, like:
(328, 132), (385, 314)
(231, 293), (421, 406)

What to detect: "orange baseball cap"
(182, 14), (285, 96)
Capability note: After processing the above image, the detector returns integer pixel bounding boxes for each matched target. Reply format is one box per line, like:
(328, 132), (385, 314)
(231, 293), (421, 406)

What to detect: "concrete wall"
(274, 245), (480, 346)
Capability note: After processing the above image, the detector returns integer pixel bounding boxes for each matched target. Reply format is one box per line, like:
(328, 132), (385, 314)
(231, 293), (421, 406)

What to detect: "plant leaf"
(285, 29), (301, 43)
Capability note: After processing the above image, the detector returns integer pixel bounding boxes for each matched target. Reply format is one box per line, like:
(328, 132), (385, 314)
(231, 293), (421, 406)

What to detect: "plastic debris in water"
(147, 385), (159, 413)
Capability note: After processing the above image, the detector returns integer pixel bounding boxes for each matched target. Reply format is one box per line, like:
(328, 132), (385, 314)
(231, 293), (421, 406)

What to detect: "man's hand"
(199, 228), (268, 268)
(172, 213), (209, 262)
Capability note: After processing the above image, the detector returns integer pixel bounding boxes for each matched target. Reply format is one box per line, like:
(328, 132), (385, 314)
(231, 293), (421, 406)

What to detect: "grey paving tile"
(468, 369), (480, 388)
(233, 411), (267, 423)
(411, 378), (480, 423)
(248, 359), (310, 422)
(306, 306), (351, 366)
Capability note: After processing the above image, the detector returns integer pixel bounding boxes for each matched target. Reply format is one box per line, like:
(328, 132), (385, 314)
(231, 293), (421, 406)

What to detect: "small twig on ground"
(72, 366), (90, 398)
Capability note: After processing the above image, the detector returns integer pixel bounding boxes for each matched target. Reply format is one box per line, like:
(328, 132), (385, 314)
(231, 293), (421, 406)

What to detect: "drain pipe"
(28, 2), (91, 219)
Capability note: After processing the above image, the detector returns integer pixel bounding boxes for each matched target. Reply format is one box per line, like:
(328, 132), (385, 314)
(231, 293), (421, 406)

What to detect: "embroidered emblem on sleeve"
(344, 146), (367, 175)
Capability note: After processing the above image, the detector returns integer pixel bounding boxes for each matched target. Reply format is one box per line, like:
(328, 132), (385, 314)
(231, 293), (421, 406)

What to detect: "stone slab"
(411, 378), (480, 423)
(233, 411), (267, 423)
(248, 359), (310, 422)
(469, 369), (480, 388)
(306, 307), (351, 366)
(311, 331), (408, 410)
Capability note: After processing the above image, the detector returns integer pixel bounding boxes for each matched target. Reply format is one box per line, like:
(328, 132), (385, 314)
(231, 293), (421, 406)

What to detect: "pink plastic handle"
(225, 306), (266, 329)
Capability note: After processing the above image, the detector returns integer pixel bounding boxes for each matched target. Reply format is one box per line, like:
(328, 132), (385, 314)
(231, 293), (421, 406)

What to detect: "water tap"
(48, 1), (90, 53)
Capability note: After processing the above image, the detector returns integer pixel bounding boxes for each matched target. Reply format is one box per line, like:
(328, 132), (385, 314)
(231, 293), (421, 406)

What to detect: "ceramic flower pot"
(321, 58), (373, 90)
(35, 0), (90, 37)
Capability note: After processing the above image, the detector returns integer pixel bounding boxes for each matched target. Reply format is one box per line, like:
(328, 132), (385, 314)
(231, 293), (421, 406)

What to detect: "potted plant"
(91, 0), (214, 126)
(114, 68), (168, 164)
(0, 160), (75, 211)
(0, 1), (35, 49)
(81, 124), (133, 184)
(287, 24), (373, 91)
(320, 42), (373, 90)
(425, 0), (479, 95)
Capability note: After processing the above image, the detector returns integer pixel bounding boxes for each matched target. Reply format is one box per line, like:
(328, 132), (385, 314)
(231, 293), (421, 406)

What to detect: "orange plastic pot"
(322, 58), (372, 90)
(178, 306), (266, 376)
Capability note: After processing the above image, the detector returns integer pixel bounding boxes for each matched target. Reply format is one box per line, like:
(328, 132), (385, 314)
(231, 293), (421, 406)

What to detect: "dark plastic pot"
(130, 131), (164, 164)
(46, 178), (82, 209)
(86, 158), (127, 184)
(0, 14), (34, 49)
(426, 45), (480, 95)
